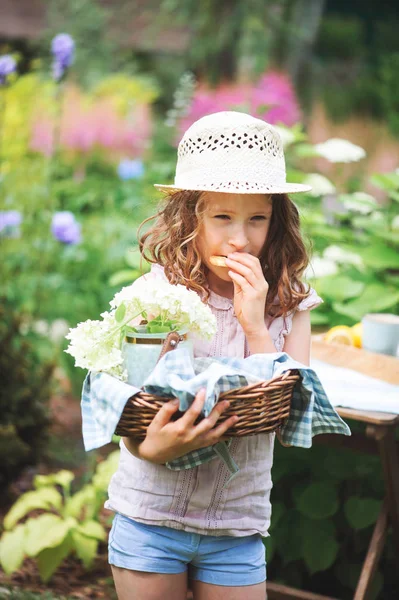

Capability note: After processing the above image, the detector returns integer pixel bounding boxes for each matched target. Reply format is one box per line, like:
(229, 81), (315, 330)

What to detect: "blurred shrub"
(315, 16), (365, 61)
(378, 53), (399, 138)
(0, 300), (55, 494)
(0, 450), (119, 581)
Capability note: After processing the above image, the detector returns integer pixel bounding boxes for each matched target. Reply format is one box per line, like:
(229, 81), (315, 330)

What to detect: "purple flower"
(0, 210), (22, 237)
(117, 159), (144, 181)
(51, 211), (81, 245)
(51, 34), (75, 81)
(0, 55), (16, 85)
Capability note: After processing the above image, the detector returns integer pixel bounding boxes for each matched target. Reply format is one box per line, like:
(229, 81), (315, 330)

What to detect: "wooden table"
(267, 341), (399, 600)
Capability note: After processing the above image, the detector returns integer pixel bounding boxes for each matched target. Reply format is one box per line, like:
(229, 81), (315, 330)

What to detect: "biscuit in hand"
(209, 255), (228, 267)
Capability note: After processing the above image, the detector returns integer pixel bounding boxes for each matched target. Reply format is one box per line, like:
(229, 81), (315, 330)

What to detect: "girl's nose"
(228, 228), (249, 251)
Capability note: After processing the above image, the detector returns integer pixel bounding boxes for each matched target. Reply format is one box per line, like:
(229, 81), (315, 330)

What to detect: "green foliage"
(265, 442), (387, 598)
(0, 451), (119, 582)
(0, 300), (55, 493)
(283, 130), (399, 326)
(316, 16), (365, 61)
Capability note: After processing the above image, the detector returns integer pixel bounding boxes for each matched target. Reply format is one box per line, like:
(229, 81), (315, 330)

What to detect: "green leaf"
(115, 303), (126, 323)
(302, 519), (339, 574)
(76, 520), (106, 541)
(295, 482), (339, 519)
(124, 247), (147, 269)
(344, 497), (381, 530)
(34, 470), (74, 491)
(37, 533), (73, 582)
(316, 275), (365, 302)
(358, 242), (399, 270)
(64, 485), (96, 520)
(0, 523), (26, 574)
(72, 530), (99, 568)
(4, 488), (63, 530)
(275, 510), (305, 564)
(25, 515), (76, 557)
(294, 143), (319, 158)
(333, 283), (399, 321)
(108, 269), (138, 287)
(310, 312), (330, 325)
(370, 172), (399, 191)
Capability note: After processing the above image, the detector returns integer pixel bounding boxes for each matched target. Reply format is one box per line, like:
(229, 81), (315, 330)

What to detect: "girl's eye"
(214, 215), (230, 220)
(251, 216), (267, 221)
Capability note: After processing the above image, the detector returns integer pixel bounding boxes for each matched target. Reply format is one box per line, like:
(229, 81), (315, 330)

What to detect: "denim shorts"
(108, 512), (267, 587)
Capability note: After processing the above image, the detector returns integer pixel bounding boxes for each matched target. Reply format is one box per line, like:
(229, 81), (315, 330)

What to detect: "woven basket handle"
(156, 331), (182, 364)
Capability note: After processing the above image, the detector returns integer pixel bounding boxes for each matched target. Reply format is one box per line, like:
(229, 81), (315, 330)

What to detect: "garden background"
(0, 0), (398, 598)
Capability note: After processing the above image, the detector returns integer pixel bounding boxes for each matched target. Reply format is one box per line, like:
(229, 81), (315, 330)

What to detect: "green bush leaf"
(115, 302), (126, 323)
(34, 470), (74, 491)
(37, 533), (73, 582)
(76, 520), (106, 541)
(3, 488), (63, 530)
(333, 283), (399, 321)
(302, 519), (339, 574)
(0, 523), (26, 574)
(108, 269), (139, 287)
(64, 485), (97, 520)
(358, 243), (399, 270)
(72, 530), (99, 568)
(344, 497), (381, 530)
(25, 515), (75, 557)
(315, 275), (365, 302)
(295, 482), (339, 519)
(274, 510), (305, 564)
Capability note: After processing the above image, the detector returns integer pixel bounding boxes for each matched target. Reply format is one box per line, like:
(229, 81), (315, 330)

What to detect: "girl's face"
(197, 192), (272, 292)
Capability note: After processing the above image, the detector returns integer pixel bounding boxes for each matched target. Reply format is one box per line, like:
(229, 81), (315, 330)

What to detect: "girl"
(105, 111), (322, 600)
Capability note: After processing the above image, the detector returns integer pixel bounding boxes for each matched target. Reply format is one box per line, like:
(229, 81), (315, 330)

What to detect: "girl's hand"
(226, 252), (269, 337)
(136, 389), (239, 464)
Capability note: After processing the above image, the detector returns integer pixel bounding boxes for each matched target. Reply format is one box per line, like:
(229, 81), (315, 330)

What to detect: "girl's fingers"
(206, 414), (239, 443)
(150, 398), (180, 429)
(180, 388), (207, 427)
(194, 399), (231, 436)
(226, 258), (259, 287)
(228, 270), (251, 290)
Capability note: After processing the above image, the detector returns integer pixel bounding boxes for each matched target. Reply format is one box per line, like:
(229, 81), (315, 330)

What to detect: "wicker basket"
(115, 369), (300, 441)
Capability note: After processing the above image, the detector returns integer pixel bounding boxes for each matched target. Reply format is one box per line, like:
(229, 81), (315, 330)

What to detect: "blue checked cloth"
(81, 349), (351, 482)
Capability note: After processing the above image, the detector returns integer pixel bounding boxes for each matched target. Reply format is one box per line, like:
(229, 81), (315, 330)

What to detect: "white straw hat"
(154, 111), (312, 195)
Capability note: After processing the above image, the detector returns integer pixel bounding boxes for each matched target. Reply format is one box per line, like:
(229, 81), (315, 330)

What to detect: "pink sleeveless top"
(105, 265), (323, 537)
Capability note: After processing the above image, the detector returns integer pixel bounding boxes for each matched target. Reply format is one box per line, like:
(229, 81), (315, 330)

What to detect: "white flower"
(392, 215), (399, 230)
(340, 192), (377, 214)
(49, 319), (70, 343)
(65, 277), (217, 380)
(32, 320), (50, 336)
(323, 245), (363, 268)
(304, 256), (338, 279)
(273, 125), (295, 148)
(314, 138), (366, 163)
(302, 173), (336, 197)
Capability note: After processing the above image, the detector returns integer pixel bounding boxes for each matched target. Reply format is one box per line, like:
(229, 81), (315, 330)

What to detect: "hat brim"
(154, 183), (312, 195)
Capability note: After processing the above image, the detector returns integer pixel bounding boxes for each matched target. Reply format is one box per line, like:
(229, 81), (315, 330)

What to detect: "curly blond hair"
(138, 191), (311, 318)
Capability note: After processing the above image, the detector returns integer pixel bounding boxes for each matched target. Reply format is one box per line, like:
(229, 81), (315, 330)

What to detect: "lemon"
(351, 322), (363, 348)
(324, 325), (355, 346)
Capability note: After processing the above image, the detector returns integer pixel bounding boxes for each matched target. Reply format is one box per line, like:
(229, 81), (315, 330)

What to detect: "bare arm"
(282, 308), (311, 365)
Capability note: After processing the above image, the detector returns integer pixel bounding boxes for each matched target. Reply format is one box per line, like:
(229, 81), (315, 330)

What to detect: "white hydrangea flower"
(273, 125), (295, 148)
(392, 215), (399, 230)
(302, 173), (336, 197)
(304, 256), (338, 279)
(323, 245), (363, 268)
(340, 192), (377, 214)
(65, 277), (217, 379)
(314, 138), (366, 163)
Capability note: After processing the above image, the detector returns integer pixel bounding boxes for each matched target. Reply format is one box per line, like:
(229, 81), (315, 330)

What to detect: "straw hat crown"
(155, 111), (311, 194)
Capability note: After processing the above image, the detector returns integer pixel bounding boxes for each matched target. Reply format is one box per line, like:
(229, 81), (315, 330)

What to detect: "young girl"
(105, 111), (322, 600)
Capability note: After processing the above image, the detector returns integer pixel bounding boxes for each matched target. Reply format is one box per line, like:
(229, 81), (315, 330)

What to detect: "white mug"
(362, 313), (399, 356)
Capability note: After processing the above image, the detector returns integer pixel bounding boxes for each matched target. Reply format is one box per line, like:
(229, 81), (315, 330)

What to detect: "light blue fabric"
(81, 349), (351, 481)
